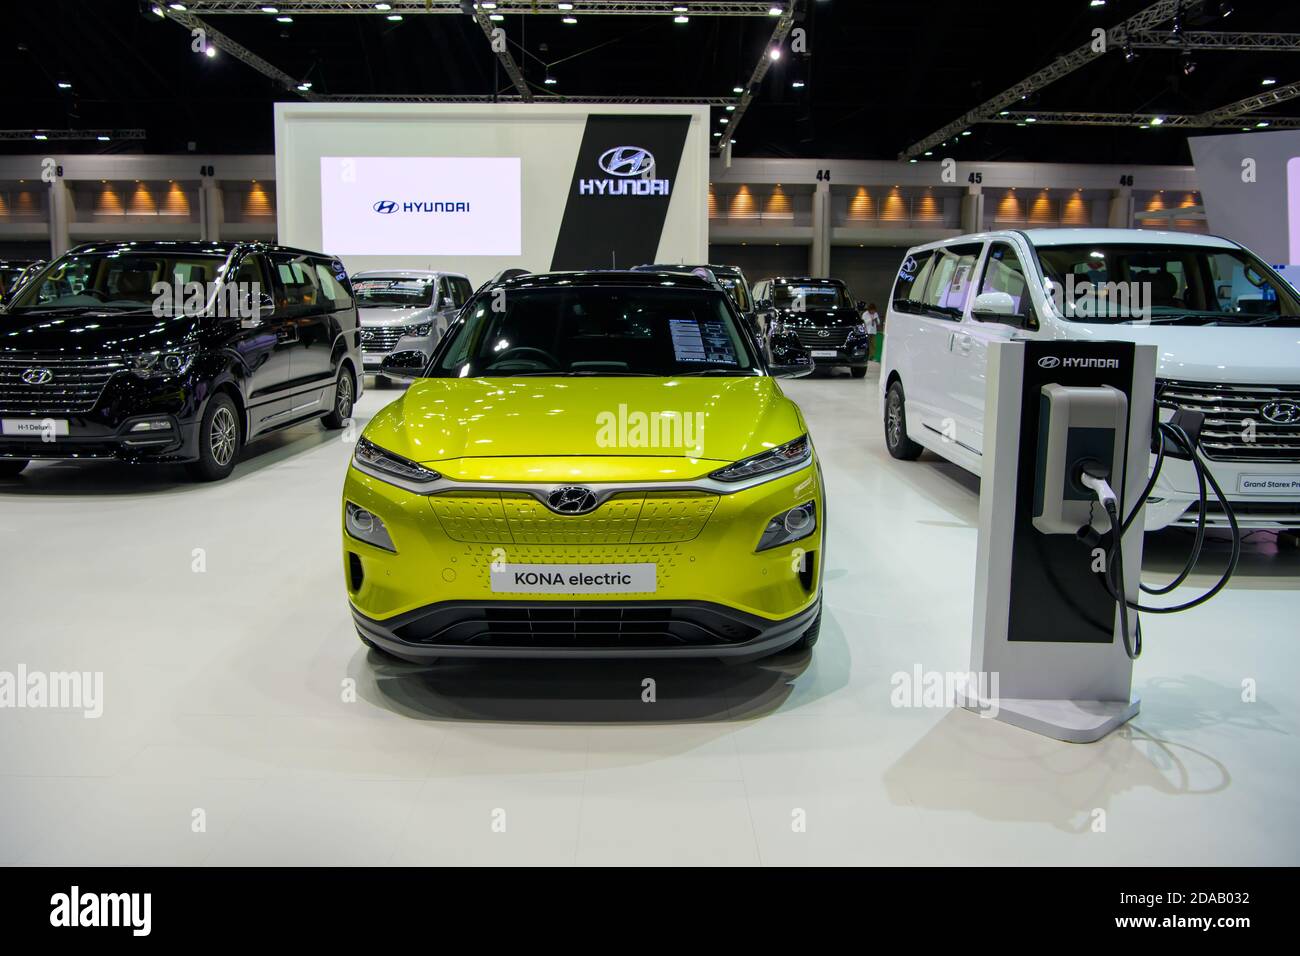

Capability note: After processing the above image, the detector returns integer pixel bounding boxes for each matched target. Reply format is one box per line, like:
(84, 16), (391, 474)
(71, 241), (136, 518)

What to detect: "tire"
(186, 393), (242, 482)
(787, 608), (821, 652)
(323, 366), (355, 430)
(884, 379), (924, 461)
(0, 460), (29, 479)
(851, 365), (868, 379)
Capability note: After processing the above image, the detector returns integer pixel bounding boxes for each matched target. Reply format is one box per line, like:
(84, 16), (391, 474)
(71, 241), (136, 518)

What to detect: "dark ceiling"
(2, 0), (1296, 163)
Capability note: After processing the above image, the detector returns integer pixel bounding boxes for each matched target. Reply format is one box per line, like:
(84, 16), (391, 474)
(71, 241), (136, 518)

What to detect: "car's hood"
(359, 306), (433, 328)
(363, 376), (807, 480)
(1062, 322), (1300, 384)
(0, 309), (198, 354)
(774, 307), (861, 328)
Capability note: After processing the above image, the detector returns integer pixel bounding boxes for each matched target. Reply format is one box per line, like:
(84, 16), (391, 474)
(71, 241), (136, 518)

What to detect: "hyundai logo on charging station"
(1038, 355), (1119, 370)
(372, 198), (470, 215)
(579, 146), (670, 196)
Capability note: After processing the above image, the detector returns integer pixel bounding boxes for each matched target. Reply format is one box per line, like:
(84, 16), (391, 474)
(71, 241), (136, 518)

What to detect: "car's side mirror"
(440, 296), (456, 310)
(380, 349), (427, 382)
(971, 291), (1016, 318)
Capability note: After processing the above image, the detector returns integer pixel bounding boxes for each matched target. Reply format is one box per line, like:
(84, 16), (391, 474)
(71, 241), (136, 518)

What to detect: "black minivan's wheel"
(187, 393), (241, 481)
(851, 366), (869, 379)
(0, 460), (29, 479)
(323, 366), (355, 430)
(884, 379), (924, 461)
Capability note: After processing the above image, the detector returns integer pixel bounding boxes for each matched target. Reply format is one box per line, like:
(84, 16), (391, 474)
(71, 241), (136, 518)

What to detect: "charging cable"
(1076, 420), (1242, 660)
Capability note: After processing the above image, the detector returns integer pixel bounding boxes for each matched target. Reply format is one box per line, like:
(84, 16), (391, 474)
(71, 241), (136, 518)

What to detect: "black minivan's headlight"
(353, 437), (441, 485)
(131, 344), (197, 378)
(710, 434), (811, 483)
(757, 501), (817, 552)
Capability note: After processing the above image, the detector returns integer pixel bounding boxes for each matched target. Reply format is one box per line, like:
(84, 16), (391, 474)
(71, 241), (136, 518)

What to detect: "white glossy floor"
(2, 368), (1298, 866)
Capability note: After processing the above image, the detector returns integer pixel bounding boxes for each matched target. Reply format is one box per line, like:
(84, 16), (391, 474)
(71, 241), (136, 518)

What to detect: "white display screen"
(319, 156), (522, 257)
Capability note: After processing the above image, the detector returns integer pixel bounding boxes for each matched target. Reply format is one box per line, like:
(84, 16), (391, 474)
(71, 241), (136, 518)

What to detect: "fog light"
(129, 419), (172, 432)
(345, 502), (396, 552)
(758, 501), (817, 551)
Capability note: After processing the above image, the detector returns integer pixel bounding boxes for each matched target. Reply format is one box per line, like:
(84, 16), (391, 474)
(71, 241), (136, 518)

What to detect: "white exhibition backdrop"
(274, 102), (710, 286)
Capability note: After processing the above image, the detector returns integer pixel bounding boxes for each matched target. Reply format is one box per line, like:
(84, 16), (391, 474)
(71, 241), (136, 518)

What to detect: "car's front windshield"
(1036, 243), (1300, 325)
(431, 285), (760, 377)
(6, 251), (228, 314)
(353, 276), (434, 309)
(771, 281), (852, 310)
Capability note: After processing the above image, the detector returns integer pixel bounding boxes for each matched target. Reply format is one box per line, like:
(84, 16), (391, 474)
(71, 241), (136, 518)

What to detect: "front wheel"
(323, 366), (355, 430)
(187, 393), (241, 481)
(0, 460), (29, 479)
(884, 379), (924, 461)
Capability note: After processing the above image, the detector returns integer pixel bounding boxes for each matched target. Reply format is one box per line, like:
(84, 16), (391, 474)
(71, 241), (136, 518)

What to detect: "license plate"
(2, 419), (69, 438)
(1237, 474), (1300, 494)
(810, 350), (838, 358)
(489, 563), (657, 594)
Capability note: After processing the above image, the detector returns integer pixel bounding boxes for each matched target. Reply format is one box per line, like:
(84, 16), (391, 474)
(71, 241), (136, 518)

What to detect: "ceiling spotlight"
(673, 4), (688, 10)
(1257, 121), (1271, 128)
(725, 104), (735, 111)
(924, 150), (933, 156)
(97, 135), (110, 142)
(57, 81), (72, 90)
(1181, 51), (1196, 75)
(544, 71), (557, 85)
(1024, 117), (1037, 123)
(733, 86), (744, 94)
(277, 15), (292, 22)
(792, 80), (805, 89)
(374, 2), (391, 8)
(1262, 77), (1278, 86)
(1090, 0), (1106, 6)
(259, 5), (278, 12)
(1150, 116), (1164, 125)
(1218, 2), (1234, 18)
(674, 15), (688, 23)
(168, 2), (187, 9)
(720, 117), (729, 124)
(768, 4), (784, 15)
(204, 45), (216, 57)
(33, 133), (48, 140)
(713, 132), (722, 137)
(768, 47), (781, 61)
(562, 16), (577, 24)
(1123, 43), (1137, 63)
(490, 13), (504, 19)
(387, 13), (403, 20)
(296, 81), (312, 91)
(961, 130), (972, 136)
(557, 2), (574, 8)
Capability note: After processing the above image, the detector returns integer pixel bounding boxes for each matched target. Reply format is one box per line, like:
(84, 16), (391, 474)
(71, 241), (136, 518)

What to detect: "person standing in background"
(864, 302), (882, 365)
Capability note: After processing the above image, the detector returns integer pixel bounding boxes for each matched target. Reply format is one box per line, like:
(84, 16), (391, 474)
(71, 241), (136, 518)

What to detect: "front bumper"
(342, 460), (825, 658)
(770, 331), (870, 367)
(352, 598), (820, 660)
(1142, 453), (1300, 531)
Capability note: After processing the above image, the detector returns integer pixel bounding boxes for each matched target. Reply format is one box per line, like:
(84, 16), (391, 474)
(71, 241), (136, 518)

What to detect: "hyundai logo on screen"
(579, 145), (670, 197)
(372, 198), (470, 215)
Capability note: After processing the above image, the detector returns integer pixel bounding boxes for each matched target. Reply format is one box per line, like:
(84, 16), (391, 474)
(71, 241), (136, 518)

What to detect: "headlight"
(345, 501), (396, 552)
(353, 437), (441, 484)
(131, 344), (196, 378)
(757, 501), (817, 552)
(848, 322), (868, 337)
(408, 323), (434, 337)
(710, 434), (811, 483)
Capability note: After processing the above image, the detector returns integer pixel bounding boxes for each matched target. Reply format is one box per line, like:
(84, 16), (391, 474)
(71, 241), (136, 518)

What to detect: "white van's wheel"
(885, 380), (924, 461)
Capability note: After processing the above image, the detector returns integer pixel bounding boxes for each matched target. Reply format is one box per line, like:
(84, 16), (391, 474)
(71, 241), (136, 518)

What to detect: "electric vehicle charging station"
(961, 340), (1157, 743)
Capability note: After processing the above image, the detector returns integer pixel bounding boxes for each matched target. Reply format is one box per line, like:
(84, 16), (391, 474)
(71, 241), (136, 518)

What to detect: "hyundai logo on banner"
(372, 198), (471, 214)
(579, 145), (670, 197)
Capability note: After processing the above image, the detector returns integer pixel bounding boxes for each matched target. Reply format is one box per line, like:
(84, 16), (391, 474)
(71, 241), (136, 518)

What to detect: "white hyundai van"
(879, 228), (1300, 531)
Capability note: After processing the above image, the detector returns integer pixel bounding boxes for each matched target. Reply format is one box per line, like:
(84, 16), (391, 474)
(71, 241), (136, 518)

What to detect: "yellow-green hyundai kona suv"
(343, 271), (824, 662)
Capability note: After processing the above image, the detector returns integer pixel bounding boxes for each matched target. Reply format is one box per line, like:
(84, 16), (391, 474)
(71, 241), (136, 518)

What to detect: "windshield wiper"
(676, 368), (752, 376)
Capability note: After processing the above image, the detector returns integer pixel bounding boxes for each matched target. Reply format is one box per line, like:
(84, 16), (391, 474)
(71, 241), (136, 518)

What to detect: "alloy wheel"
(210, 406), (238, 467)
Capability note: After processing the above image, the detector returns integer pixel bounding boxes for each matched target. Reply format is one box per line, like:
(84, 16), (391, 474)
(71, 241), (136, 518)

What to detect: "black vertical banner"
(550, 114), (692, 271)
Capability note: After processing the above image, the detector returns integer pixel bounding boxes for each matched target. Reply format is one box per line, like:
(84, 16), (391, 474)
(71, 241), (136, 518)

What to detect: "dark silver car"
(352, 270), (473, 383)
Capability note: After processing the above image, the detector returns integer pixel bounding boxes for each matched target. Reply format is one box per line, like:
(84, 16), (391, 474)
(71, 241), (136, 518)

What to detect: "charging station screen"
(319, 156), (522, 257)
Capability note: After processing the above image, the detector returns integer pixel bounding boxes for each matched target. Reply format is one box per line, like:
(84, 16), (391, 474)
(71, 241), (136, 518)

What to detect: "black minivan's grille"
(0, 353), (127, 415)
(794, 327), (851, 348)
(1160, 380), (1300, 463)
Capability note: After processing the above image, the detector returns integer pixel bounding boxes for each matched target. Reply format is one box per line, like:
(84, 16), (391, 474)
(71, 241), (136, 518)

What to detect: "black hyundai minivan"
(752, 276), (872, 378)
(0, 240), (362, 481)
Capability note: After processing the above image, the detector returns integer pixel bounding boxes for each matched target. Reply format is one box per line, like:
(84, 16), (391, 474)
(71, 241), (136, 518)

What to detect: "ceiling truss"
(167, 1), (783, 15)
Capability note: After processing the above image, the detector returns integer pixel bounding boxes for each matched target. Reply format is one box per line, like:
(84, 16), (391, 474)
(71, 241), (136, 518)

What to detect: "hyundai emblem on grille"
(546, 486), (600, 515)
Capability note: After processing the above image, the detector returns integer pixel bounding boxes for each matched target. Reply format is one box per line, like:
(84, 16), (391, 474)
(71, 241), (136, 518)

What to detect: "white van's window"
(1037, 243), (1300, 325)
(894, 244), (982, 320)
(974, 242), (1037, 329)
